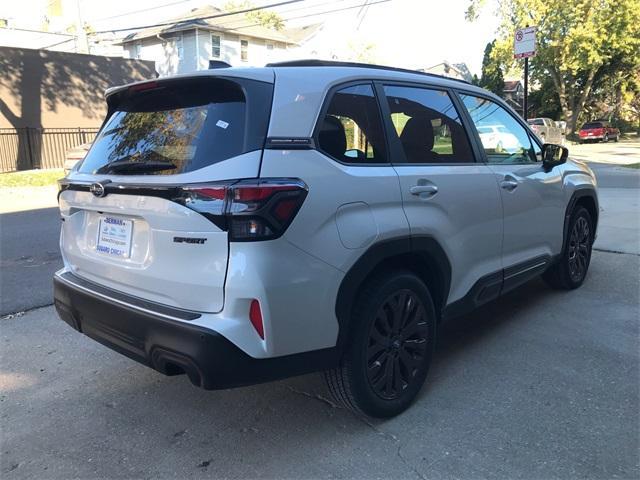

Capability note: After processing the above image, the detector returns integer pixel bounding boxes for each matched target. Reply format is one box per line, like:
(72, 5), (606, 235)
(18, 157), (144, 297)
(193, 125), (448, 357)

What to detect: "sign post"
(514, 26), (536, 119)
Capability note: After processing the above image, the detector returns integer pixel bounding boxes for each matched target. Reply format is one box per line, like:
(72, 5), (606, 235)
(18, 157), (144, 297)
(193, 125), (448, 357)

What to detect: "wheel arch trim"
(562, 188), (599, 254)
(334, 235), (451, 353)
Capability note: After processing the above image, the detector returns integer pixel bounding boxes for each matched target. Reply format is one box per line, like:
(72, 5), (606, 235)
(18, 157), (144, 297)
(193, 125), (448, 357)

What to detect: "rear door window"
(79, 77), (273, 175)
(382, 85), (474, 163)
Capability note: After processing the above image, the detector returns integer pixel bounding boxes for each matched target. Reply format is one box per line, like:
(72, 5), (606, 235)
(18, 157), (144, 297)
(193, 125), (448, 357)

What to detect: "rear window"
(581, 122), (603, 129)
(79, 77), (272, 175)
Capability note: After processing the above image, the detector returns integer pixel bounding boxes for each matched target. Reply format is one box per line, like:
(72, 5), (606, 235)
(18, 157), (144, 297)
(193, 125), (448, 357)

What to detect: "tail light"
(177, 178), (308, 241)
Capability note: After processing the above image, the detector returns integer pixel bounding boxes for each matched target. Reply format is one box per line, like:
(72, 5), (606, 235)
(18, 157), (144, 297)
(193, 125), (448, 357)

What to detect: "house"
(118, 6), (298, 76)
(503, 80), (524, 114)
(422, 62), (473, 83)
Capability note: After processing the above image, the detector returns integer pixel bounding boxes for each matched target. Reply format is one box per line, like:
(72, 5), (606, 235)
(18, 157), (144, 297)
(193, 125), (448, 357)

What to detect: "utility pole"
(75, 0), (90, 54)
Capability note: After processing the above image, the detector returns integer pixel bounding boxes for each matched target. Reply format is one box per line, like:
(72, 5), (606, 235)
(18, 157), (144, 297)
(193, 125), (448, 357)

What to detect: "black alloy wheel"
(567, 216), (591, 283)
(366, 290), (429, 400)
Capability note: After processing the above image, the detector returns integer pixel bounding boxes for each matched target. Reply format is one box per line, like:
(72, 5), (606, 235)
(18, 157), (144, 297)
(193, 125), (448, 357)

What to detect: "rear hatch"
(58, 74), (273, 313)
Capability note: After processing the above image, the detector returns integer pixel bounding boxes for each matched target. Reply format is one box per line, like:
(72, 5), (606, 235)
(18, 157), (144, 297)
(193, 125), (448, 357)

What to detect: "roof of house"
(119, 5), (296, 45)
(421, 61), (473, 83)
(503, 80), (522, 92)
(281, 22), (323, 44)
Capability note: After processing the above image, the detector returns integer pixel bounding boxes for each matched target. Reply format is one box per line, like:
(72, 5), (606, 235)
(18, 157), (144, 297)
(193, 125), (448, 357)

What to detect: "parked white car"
(54, 61), (598, 418)
(477, 125), (521, 152)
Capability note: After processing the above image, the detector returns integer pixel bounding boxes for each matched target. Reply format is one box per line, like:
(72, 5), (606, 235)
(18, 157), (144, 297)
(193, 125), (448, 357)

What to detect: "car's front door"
(459, 93), (566, 287)
(377, 83), (503, 307)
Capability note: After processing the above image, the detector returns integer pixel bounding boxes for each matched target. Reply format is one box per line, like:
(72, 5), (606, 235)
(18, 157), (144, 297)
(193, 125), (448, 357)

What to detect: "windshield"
(78, 77), (272, 175)
(527, 119), (544, 125)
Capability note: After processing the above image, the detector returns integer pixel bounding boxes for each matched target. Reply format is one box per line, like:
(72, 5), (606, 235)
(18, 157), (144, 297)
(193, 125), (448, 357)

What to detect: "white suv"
(54, 61), (598, 417)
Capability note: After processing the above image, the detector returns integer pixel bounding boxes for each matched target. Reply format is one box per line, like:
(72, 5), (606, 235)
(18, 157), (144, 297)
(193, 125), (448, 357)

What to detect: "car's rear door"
(59, 74), (273, 313)
(377, 83), (503, 306)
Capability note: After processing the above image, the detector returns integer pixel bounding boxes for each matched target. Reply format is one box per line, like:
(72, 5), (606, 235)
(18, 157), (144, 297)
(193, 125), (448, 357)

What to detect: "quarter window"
(317, 84), (387, 164)
(211, 34), (221, 58)
(383, 85), (474, 163)
(240, 39), (249, 62)
(460, 94), (538, 164)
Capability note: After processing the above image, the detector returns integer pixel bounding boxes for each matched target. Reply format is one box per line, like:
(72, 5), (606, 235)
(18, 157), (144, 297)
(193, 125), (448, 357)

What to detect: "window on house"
(240, 39), (248, 62)
(266, 43), (274, 51)
(211, 34), (221, 58)
(134, 42), (142, 59)
(176, 34), (184, 60)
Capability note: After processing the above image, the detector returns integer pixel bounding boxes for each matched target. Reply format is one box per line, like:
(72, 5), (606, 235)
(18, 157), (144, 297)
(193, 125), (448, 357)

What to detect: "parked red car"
(578, 121), (620, 143)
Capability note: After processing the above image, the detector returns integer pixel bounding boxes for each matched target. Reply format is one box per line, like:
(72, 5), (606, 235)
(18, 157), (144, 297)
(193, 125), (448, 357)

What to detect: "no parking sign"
(514, 26), (537, 59)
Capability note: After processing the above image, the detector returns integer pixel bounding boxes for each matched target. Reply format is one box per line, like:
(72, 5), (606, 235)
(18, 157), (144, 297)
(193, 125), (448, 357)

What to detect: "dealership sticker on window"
(216, 120), (229, 129)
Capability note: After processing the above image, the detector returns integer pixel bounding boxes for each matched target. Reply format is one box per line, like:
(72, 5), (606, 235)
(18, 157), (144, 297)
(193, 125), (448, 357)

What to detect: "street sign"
(514, 26), (536, 59)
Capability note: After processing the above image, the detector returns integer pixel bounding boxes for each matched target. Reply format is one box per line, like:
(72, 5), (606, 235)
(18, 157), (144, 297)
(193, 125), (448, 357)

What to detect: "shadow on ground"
(1, 252), (638, 479)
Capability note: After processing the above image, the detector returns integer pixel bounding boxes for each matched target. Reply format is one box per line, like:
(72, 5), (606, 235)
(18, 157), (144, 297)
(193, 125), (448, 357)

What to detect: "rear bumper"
(53, 270), (337, 390)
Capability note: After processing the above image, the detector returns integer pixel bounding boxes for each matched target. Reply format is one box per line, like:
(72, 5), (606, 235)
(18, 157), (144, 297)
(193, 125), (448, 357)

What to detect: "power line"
(212, 0), (350, 28)
(90, 0), (306, 34)
(231, 0), (391, 31)
(89, 0), (194, 23)
(0, 26), (74, 37)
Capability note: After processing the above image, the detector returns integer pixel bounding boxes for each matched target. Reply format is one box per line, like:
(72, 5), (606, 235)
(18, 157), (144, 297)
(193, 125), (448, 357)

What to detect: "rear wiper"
(96, 158), (177, 174)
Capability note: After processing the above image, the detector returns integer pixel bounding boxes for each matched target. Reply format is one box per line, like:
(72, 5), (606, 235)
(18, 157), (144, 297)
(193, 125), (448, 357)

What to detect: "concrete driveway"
(1, 249), (638, 479)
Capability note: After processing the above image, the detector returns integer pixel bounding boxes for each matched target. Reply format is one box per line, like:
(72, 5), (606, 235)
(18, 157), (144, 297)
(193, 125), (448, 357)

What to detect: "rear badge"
(173, 237), (207, 244)
(90, 180), (111, 198)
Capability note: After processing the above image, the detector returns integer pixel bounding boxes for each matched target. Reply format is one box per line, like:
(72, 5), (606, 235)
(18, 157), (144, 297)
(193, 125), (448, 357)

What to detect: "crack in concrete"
(594, 248), (639, 256)
(355, 415), (427, 480)
(287, 386), (341, 409)
(286, 386), (427, 480)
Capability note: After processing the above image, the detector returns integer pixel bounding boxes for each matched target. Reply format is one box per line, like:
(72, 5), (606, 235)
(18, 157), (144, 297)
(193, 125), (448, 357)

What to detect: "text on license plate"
(97, 216), (133, 258)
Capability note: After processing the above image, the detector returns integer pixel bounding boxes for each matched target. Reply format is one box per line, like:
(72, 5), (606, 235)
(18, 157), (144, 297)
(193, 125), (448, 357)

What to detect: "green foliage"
(224, 1), (285, 30)
(467, 0), (640, 132)
(479, 41), (504, 95)
(0, 169), (63, 187)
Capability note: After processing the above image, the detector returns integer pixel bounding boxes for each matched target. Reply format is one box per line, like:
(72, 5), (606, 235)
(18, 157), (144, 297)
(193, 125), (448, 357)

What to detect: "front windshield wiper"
(96, 156), (177, 174)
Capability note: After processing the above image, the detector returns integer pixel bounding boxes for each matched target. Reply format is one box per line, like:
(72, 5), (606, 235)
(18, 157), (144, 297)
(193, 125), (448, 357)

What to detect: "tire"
(604, 133), (609, 143)
(614, 135), (619, 143)
(543, 206), (593, 290)
(324, 271), (436, 418)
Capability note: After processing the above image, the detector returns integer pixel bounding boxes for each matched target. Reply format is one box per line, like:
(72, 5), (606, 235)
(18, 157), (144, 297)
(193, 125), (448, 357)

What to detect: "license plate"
(97, 216), (133, 258)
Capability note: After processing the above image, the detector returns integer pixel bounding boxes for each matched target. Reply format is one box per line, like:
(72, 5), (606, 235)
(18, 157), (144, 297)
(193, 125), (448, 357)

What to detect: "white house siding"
(124, 29), (291, 76)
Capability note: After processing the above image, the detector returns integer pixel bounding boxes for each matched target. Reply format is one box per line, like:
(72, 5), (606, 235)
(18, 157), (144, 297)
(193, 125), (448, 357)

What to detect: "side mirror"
(542, 143), (568, 171)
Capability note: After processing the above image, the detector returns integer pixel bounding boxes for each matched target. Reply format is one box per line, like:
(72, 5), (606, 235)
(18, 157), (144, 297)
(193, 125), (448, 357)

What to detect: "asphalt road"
(0, 207), (62, 315)
(1, 250), (638, 479)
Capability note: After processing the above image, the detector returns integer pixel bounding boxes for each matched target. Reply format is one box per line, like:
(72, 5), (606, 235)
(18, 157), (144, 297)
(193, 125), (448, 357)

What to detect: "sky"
(1, 0), (501, 75)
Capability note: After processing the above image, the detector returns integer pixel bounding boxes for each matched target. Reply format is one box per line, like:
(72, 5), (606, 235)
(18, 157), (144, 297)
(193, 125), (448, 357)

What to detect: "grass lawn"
(622, 162), (640, 169)
(0, 169), (64, 187)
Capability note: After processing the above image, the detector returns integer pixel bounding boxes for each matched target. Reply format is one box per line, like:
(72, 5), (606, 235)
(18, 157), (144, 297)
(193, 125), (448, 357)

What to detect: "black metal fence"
(0, 127), (99, 173)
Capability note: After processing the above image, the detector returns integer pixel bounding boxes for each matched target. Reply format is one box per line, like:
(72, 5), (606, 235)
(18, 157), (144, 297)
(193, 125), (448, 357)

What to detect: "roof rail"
(265, 59), (471, 85)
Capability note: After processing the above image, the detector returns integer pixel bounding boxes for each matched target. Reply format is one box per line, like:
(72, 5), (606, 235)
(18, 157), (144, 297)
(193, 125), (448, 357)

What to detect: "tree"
(224, 1), (285, 30)
(467, 0), (640, 133)
(479, 40), (504, 95)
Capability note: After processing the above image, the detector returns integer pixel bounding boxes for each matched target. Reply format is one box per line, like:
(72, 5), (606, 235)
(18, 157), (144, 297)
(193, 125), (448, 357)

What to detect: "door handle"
(500, 176), (519, 191)
(410, 185), (438, 196)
